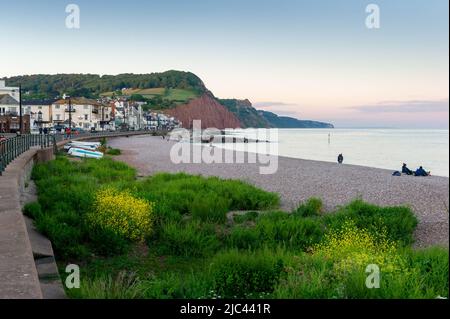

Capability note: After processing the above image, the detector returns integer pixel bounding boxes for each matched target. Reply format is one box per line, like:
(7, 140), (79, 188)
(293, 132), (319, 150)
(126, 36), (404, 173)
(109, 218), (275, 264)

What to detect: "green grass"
(30, 156), (448, 299)
(100, 87), (199, 104)
(106, 148), (121, 156)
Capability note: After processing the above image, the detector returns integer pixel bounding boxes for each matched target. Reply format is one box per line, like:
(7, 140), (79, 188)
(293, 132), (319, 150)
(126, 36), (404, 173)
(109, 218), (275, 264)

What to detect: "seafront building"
(22, 100), (55, 130)
(113, 99), (146, 130)
(0, 80), (20, 102)
(0, 83), (181, 133)
(0, 94), (31, 133)
(52, 98), (113, 131)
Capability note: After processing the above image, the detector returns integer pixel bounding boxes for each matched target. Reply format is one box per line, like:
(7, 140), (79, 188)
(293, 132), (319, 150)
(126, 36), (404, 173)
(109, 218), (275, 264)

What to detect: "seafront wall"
(0, 147), (54, 299)
(0, 131), (156, 299)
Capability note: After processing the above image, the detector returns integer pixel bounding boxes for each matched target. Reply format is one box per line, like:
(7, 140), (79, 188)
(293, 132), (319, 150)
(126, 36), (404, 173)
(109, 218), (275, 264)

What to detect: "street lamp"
(65, 95), (72, 138)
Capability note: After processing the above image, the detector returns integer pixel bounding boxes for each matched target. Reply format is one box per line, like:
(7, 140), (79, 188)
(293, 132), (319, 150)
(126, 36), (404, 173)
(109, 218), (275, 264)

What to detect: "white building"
(113, 100), (145, 130)
(52, 97), (113, 131)
(0, 80), (20, 102)
(0, 94), (19, 115)
(22, 100), (54, 130)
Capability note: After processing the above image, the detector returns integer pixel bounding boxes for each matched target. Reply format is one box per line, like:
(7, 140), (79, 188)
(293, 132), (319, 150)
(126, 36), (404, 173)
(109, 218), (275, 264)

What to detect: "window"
(83, 123), (90, 129)
(55, 105), (60, 109)
(84, 105), (89, 110)
(56, 115), (61, 121)
(84, 114), (88, 120)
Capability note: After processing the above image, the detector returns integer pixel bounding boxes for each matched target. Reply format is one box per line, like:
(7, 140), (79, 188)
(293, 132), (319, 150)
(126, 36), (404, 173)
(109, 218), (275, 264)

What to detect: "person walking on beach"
(337, 153), (344, 164)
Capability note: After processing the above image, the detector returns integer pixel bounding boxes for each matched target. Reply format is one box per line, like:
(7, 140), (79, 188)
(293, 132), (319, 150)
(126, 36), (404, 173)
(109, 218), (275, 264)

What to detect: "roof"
(22, 99), (57, 106)
(53, 97), (107, 107)
(0, 94), (19, 105)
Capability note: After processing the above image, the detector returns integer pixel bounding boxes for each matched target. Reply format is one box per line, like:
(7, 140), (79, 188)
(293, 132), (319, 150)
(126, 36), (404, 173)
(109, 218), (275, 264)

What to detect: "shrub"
(406, 247), (449, 297)
(36, 213), (89, 259)
(256, 212), (323, 250)
(135, 173), (280, 218)
(88, 226), (130, 256)
(324, 200), (418, 246)
(23, 202), (42, 219)
(140, 271), (215, 299)
(313, 220), (405, 275)
(67, 271), (143, 299)
(228, 226), (260, 249)
(293, 197), (323, 217)
(210, 249), (285, 298)
(106, 148), (122, 156)
(88, 187), (154, 242)
(227, 211), (323, 251)
(273, 254), (337, 299)
(233, 211), (259, 224)
(191, 193), (229, 224)
(157, 220), (220, 257)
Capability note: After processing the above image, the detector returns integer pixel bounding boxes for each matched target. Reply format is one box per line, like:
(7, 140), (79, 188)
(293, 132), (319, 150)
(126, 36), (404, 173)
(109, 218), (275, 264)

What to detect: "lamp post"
(65, 95), (72, 138)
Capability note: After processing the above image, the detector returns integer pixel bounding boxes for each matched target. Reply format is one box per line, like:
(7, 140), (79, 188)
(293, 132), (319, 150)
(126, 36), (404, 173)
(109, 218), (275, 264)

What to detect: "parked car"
(53, 124), (66, 133)
(0, 134), (6, 143)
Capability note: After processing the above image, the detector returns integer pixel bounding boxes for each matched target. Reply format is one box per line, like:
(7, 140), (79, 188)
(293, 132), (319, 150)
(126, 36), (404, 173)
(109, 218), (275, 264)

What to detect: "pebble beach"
(108, 135), (449, 248)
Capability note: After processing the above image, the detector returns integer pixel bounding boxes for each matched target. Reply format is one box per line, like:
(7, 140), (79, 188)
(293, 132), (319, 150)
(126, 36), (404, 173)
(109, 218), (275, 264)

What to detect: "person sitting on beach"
(415, 166), (429, 177)
(337, 153), (344, 164)
(402, 163), (413, 175)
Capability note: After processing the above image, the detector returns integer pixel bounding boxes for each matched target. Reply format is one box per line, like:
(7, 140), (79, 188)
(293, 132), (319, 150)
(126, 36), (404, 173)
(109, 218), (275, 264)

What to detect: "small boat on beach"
(64, 141), (101, 151)
(68, 147), (104, 159)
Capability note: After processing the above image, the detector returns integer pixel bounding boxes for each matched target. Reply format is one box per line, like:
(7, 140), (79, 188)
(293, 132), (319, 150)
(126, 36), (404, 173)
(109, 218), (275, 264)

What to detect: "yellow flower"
(312, 220), (406, 275)
(88, 187), (155, 242)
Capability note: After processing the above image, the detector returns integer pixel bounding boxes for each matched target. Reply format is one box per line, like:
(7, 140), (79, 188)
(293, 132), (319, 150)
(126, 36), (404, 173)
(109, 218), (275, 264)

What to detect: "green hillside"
(4, 70), (206, 101)
(259, 110), (334, 128)
(219, 99), (272, 128)
(220, 99), (334, 129)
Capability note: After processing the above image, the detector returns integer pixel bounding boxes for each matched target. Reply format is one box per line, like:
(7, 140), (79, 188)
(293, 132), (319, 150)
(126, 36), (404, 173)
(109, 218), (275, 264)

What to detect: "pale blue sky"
(0, 0), (448, 127)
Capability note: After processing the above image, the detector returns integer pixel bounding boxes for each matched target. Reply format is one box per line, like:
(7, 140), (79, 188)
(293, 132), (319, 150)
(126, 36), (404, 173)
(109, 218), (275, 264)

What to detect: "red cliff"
(166, 93), (242, 129)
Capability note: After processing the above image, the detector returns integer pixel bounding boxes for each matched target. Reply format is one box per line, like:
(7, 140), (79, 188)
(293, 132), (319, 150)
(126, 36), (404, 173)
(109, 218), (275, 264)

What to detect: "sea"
(212, 128), (449, 177)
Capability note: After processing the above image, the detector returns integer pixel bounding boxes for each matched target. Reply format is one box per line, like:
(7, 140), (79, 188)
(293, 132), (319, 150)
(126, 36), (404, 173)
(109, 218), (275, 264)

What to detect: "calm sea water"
(215, 129), (449, 177)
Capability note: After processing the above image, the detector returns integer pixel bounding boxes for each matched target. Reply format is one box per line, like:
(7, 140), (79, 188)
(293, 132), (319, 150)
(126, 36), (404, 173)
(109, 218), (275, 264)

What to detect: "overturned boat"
(64, 141), (101, 151)
(68, 147), (104, 159)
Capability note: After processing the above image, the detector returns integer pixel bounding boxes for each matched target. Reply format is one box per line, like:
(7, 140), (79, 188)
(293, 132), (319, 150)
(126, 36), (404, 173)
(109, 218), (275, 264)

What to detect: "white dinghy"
(68, 147), (104, 159)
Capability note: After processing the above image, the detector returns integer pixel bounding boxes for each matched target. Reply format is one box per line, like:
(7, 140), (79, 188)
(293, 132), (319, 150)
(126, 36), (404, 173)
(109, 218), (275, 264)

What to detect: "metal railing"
(0, 134), (55, 175)
(0, 130), (161, 175)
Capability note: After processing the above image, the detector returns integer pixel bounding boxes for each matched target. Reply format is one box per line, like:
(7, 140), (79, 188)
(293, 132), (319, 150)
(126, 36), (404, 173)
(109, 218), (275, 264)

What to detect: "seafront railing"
(0, 130), (157, 175)
(0, 134), (55, 175)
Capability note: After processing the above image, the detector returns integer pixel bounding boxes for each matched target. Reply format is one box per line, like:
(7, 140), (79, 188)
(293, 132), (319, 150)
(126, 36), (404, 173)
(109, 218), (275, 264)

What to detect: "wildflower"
(88, 187), (155, 242)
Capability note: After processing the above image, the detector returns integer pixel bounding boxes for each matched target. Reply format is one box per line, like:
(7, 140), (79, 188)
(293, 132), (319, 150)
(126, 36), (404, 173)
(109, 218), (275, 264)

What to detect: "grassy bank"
(25, 156), (448, 299)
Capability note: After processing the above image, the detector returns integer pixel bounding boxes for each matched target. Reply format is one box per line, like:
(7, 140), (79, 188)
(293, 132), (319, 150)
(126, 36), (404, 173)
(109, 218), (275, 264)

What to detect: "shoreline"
(213, 142), (450, 178)
(108, 135), (449, 248)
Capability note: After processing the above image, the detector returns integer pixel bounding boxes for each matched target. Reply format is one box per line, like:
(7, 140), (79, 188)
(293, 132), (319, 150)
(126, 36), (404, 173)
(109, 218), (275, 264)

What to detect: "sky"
(0, 0), (448, 128)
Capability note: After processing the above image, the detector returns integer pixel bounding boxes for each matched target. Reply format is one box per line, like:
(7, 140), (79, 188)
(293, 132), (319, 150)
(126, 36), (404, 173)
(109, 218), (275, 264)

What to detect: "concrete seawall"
(0, 147), (54, 299)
